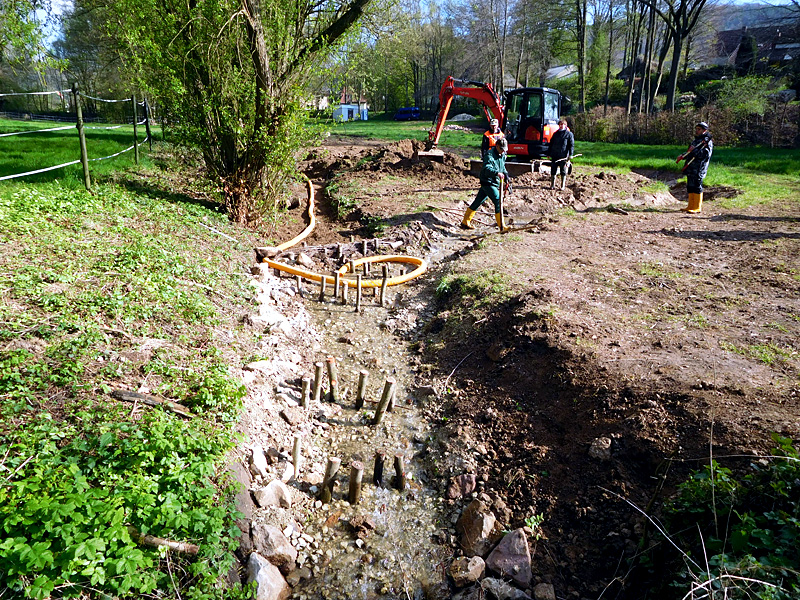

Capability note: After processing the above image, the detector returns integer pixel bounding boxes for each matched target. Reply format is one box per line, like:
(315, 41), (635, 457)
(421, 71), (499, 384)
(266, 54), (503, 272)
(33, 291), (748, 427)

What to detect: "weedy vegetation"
(0, 157), (258, 598)
(656, 435), (800, 599)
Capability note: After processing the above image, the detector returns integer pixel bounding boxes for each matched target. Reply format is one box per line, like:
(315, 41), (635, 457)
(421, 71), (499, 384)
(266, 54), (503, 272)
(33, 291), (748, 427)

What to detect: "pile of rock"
(448, 498), (557, 600)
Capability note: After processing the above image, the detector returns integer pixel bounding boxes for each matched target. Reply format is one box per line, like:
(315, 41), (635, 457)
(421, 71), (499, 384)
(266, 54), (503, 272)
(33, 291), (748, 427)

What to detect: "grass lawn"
(0, 117), (162, 185)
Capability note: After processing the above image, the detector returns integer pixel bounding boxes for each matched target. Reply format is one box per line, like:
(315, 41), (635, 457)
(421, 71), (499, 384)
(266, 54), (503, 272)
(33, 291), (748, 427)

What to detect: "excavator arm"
(426, 77), (505, 150)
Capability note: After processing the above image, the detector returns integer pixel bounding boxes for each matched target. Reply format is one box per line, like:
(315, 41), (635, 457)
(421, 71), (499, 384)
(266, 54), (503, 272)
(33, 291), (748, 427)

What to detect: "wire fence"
(0, 87), (155, 188)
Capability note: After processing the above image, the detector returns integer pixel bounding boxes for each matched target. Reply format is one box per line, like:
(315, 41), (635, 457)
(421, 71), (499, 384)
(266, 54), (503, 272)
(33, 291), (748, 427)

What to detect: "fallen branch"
(127, 526), (199, 555)
(111, 389), (194, 419)
(175, 278), (234, 300)
(607, 204), (629, 215)
(197, 221), (240, 243)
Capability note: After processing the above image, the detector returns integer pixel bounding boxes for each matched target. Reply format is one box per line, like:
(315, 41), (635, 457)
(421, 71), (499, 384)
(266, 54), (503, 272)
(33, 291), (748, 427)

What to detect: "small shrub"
(661, 436), (800, 599)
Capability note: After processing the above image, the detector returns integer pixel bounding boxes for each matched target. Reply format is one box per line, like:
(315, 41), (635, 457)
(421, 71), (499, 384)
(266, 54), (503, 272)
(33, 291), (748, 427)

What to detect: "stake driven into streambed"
(257, 176), (428, 286)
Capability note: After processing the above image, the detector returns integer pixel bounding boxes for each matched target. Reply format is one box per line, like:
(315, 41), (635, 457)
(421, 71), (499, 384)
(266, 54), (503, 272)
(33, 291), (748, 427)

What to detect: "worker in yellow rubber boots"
(677, 122), (713, 213)
(462, 137), (510, 231)
(481, 118), (505, 161)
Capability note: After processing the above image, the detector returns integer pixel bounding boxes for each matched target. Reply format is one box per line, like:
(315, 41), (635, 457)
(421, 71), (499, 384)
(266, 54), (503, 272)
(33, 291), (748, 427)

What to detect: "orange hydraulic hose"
(260, 176), (427, 287)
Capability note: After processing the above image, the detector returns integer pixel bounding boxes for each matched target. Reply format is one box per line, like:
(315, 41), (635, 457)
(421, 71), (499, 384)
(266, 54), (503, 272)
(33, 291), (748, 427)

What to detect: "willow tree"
(101, 0), (373, 225)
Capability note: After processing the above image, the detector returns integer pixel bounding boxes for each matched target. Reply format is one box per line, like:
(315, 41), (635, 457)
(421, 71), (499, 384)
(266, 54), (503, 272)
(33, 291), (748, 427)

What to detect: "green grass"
(0, 117), (162, 185)
(321, 113), (483, 155)
(0, 166), (254, 598)
(567, 141), (800, 207)
(436, 269), (514, 308)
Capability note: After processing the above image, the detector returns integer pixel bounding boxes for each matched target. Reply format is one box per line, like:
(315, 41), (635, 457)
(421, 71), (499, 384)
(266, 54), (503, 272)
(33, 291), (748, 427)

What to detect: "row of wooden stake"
(289, 356), (403, 505)
(287, 263), (407, 311)
(299, 356), (397, 424)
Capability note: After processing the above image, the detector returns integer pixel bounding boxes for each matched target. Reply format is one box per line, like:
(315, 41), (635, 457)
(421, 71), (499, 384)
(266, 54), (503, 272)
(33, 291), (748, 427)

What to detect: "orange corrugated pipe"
(259, 176), (427, 287)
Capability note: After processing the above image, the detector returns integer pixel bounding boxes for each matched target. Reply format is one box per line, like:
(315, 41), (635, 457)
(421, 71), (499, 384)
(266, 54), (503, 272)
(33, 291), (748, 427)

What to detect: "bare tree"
(641, 0), (712, 111)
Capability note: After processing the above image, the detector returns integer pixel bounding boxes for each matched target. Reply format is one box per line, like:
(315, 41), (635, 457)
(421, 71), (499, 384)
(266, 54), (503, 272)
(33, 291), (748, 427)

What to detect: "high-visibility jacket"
(481, 130), (505, 158)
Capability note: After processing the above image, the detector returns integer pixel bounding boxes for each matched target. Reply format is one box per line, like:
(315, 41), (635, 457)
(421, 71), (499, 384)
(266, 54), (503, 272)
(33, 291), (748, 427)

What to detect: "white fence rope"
(0, 124), (74, 138)
(88, 136), (149, 163)
(0, 90), (69, 97)
(77, 92), (129, 104)
(0, 159), (81, 181)
(1, 88), (152, 182)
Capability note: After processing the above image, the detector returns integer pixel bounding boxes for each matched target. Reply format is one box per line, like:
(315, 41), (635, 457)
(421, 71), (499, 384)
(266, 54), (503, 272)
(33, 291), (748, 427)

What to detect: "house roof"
(715, 24), (800, 64)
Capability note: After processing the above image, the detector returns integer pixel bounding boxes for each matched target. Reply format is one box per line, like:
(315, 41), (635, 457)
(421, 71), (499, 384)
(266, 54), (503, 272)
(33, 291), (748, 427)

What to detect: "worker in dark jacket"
(462, 137), (510, 231)
(481, 118), (505, 160)
(677, 122), (713, 213)
(548, 118), (574, 189)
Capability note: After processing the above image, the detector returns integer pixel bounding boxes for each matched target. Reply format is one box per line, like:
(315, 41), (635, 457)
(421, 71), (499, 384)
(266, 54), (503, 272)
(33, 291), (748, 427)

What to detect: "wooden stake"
(387, 385), (397, 413)
(296, 275), (303, 298)
(341, 280), (348, 305)
(313, 362), (324, 403)
(301, 377), (310, 409)
(320, 457), (341, 504)
(292, 435), (302, 479)
(393, 454), (406, 491)
(362, 239), (368, 254)
(380, 265), (388, 307)
(319, 276), (327, 301)
(334, 271), (340, 300)
(72, 84), (91, 192)
(348, 259), (355, 274)
(373, 451), (385, 486)
(372, 377), (396, 425)
(355, 370), (369, 410)
(348, 461), (364, 504)
(326, 356), (339, 403)
(355, 274), (362, 312)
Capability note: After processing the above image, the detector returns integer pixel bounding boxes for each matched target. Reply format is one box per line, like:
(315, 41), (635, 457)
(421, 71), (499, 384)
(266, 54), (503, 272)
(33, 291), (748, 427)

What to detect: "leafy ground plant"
(0, 163), (260, 598)
(659, 435), (800, 599)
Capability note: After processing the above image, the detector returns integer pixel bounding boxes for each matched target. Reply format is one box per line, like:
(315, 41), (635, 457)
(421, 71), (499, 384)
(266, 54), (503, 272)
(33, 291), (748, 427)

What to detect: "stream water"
(287, 268), (458, 600)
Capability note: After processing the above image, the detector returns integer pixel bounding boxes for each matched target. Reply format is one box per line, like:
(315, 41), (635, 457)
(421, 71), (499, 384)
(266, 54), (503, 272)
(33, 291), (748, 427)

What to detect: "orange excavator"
(426, 76), (566, 160)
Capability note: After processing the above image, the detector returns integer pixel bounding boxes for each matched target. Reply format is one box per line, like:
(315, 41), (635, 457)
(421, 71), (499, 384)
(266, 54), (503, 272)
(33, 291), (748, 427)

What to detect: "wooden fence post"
(144, 99), (153, 151)
(131, 94), (139, 165)
(71, 84), (91, 193)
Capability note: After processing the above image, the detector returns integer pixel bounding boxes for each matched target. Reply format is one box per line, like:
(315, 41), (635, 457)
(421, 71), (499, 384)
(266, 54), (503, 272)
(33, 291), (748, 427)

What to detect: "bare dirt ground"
(284, 135), (800, 598)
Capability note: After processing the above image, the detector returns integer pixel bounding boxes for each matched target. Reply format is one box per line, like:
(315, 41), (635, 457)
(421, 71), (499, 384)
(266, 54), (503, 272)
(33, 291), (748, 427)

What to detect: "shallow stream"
(288, 265), (460, 600)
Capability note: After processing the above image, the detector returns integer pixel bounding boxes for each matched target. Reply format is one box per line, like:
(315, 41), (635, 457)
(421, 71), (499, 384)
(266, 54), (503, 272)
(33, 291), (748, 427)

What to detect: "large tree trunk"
(665, 28), (683, 111)
(626, 0), (644, 114)
(648, 23), (671, 111)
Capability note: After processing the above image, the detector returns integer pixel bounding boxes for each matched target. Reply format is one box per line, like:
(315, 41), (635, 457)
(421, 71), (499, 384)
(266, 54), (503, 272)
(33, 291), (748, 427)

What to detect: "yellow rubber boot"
(686, 192), (703, 213)
(495, 212), (507, 232)
(461, 208), (477, 230)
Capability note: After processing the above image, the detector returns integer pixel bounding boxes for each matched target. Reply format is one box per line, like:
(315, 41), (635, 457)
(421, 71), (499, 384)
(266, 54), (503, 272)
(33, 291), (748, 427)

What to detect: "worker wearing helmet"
(481, 118), (505, 160)
(462, 137), (510, 231)
(548, 118), (574, 190)
(677, 122), (713, 213)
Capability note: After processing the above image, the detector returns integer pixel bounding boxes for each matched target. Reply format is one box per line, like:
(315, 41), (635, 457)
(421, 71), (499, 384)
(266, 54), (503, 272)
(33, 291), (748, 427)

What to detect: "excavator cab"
(504, 88), (562, 159)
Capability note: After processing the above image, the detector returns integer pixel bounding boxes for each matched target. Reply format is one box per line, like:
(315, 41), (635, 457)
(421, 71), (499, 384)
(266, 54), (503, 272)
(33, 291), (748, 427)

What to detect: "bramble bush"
(662, 435), (800, 599)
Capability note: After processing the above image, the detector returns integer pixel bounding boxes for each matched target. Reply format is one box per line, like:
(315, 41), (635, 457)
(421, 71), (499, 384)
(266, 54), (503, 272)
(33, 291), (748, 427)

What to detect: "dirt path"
(237, 136), (799, 599)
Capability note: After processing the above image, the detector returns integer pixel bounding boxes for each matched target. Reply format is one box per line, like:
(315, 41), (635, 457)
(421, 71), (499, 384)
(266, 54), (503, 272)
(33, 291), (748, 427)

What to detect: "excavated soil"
(261, 135), (800, 598)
